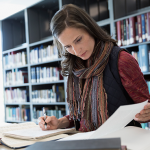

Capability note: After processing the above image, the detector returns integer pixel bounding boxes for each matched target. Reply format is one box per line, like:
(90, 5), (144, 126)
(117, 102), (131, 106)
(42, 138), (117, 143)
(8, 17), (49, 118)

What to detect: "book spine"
(123, 19), (127, 45)
(147, 12), (150, 41)
(129, 17), (136, 44)
(116, 21), (122, 46)
(141, 14), (146, 42)
(138, 44), (149, 72)
(137, 15), (142, 43)
(135, 22), (139, 43)
(145, 13), (148, 41)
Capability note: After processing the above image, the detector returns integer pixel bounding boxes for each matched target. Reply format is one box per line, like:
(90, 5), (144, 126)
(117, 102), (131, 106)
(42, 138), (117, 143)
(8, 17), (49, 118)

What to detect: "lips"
(80, 51), (86, 57)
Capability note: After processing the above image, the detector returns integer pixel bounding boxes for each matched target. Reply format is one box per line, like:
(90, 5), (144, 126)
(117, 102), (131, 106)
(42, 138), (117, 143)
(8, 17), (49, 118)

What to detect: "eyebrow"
(64, 35), (80, 48)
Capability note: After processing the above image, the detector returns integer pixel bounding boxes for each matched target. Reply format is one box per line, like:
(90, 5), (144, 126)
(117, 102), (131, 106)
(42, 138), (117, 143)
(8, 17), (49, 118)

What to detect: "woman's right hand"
(38, 115), (59, 130)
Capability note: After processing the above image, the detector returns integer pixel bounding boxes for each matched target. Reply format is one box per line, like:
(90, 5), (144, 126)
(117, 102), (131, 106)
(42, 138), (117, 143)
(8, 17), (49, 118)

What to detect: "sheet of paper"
(89, 100), (148, 139)
(58, 131), (95, 141)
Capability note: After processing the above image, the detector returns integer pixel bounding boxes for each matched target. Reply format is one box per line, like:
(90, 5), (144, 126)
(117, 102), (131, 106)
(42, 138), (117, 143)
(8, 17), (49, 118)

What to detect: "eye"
(76, 37), (82, 43)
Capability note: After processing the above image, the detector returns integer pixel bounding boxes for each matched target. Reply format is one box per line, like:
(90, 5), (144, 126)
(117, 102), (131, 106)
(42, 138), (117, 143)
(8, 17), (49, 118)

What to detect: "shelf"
(114, 6), (150, 22)
(29, 36), (53, 47)
(6, 120), (22, 123)
(4, 83), (29, 88)
(6, 120), (30, 123)
(97, 18), (110, 27)
(31, 80), (65, 85)
(4, 64), (29, 71)
(30, 58), (62, 66)
(2, 43), (27, 54)
(32, 102), (66, 105)
(121, 41), (150, 49)
(143, 72), (150, 75)
(5, 103), (30, 105)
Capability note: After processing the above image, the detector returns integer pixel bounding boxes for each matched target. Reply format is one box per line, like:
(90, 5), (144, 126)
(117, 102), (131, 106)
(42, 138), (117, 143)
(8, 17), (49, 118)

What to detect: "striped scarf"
(67, 41), (114, 131)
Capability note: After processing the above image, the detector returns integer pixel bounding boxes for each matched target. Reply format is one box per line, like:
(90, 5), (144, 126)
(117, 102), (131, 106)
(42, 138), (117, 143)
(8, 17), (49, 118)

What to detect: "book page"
(3, 127), (75, 140)
(89, 100), (148, 138)
(0, 122), (36, 139)
(2, 134), (69, 148)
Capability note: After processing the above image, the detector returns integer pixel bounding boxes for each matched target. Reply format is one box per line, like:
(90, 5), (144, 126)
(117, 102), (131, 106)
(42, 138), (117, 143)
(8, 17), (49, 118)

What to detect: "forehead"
(58, 27), (86, 46)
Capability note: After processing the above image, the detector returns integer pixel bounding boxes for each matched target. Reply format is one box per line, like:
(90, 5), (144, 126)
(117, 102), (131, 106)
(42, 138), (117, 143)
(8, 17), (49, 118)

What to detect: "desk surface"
(0, 145), (24, 150)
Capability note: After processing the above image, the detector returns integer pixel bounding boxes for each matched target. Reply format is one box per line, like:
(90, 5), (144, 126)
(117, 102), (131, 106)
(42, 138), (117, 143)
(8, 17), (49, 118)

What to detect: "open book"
(59, 100), (150, 150)
(1, 122), (75, 148)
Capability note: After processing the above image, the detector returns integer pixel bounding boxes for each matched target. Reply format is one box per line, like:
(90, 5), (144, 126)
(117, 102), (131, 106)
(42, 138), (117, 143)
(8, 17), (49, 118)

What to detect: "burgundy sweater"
(65, 51), (150, 128)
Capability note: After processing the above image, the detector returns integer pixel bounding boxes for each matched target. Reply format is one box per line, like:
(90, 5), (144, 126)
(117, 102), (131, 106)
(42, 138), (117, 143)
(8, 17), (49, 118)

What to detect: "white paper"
(89, 100), (148, 139)
(59, 100), (148, 142)
(58, 131), (94, 141)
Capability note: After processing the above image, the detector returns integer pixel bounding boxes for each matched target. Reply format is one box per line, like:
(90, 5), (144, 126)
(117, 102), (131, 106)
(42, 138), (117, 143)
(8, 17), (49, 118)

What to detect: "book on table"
(0, 122), (75, 148)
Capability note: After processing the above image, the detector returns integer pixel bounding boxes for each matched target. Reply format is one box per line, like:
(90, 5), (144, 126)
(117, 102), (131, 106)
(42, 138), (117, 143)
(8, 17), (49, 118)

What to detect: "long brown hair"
(50, 4), (117, 76)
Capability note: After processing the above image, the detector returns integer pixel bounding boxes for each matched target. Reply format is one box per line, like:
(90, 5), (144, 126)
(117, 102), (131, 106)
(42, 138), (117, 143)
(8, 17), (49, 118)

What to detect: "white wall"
(0, 21), (5, 123)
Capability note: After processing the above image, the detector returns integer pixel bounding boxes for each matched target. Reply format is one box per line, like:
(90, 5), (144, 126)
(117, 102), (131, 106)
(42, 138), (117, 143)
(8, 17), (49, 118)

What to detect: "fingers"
(134, 103), (150, 122)
(39, 123), (51, 131)
(45, 116), (56, 124)
(38, 116), (45, 125)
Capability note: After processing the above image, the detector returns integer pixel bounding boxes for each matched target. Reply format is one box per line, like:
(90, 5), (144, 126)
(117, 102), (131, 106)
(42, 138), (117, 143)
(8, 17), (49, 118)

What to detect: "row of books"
(5, 88), (29, 103)
(31, 66), (63, 83)
(5, 69), (28, 86)
(6, 107), (30, 122)
(115, 12), (150, 46)
(33, 107), (65, 123)
(131, 44), (150, 73)
(32, 85), (65, 103)
(30, 45), (59, 64)
(3, 51), (27, 69)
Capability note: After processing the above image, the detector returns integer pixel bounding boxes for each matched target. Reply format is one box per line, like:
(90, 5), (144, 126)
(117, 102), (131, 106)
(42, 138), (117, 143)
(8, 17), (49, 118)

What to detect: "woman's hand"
(134, 103), (150, 122)
(38, 116), (59, 130)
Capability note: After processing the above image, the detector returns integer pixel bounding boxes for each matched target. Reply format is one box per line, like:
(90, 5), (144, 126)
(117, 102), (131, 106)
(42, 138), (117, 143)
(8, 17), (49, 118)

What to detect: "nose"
(72, 45), (81, 56)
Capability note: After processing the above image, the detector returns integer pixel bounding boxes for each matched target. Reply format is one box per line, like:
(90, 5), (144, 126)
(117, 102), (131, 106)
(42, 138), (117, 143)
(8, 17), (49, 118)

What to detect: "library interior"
(1, 0), (150, 150)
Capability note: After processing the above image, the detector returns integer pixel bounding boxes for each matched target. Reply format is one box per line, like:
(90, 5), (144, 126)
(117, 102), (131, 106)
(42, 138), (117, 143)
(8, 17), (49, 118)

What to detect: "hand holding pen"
(38, 111), (60, 130)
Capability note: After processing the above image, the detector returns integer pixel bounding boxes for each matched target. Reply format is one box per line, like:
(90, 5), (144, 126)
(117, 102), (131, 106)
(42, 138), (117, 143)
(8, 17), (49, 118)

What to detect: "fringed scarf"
(67, 41), (114, 131)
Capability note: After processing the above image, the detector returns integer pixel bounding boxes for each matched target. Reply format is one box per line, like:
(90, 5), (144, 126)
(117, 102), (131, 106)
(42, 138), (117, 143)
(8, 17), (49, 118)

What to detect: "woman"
(39, 4), (150, 132)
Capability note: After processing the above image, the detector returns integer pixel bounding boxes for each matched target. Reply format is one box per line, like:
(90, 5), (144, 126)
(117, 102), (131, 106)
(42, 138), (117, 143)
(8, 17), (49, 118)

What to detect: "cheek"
(66, 49), (75, 55)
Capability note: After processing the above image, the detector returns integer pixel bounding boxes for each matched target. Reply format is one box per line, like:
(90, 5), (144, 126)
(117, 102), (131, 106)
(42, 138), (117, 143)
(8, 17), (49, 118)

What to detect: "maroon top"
(65, 51), (150, 128)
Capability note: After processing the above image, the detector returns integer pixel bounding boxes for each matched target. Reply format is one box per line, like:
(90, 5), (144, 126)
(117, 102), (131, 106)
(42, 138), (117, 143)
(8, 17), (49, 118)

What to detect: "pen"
(43, 107), (47, 129)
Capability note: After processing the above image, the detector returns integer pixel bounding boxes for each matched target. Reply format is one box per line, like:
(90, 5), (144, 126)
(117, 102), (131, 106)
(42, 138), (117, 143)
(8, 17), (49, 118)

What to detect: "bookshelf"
(1, 0), (150, 127)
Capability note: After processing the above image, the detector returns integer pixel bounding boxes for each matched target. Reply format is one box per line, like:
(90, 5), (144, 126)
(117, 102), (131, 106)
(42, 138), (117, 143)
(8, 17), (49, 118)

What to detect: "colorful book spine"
(138, 44), (150, 73)
(116, 21), (122, 46)
(141, 14), (146, 42)
(145, 13), (148, 41)
(137, 15), (142, 43)
(147, 12), (150, 41)
(126, 19), (130, 45)
(123, 19), (127, 45)
(129, 17), (136, 44)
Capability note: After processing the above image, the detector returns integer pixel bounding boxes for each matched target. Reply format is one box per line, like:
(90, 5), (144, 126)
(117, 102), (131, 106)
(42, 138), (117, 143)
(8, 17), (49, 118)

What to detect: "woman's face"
(58, 27), (95, 60)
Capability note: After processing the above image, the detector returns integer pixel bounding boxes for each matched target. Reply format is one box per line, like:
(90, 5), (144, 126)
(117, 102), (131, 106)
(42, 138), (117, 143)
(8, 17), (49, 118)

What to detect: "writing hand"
(38, 116), (59, 130)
